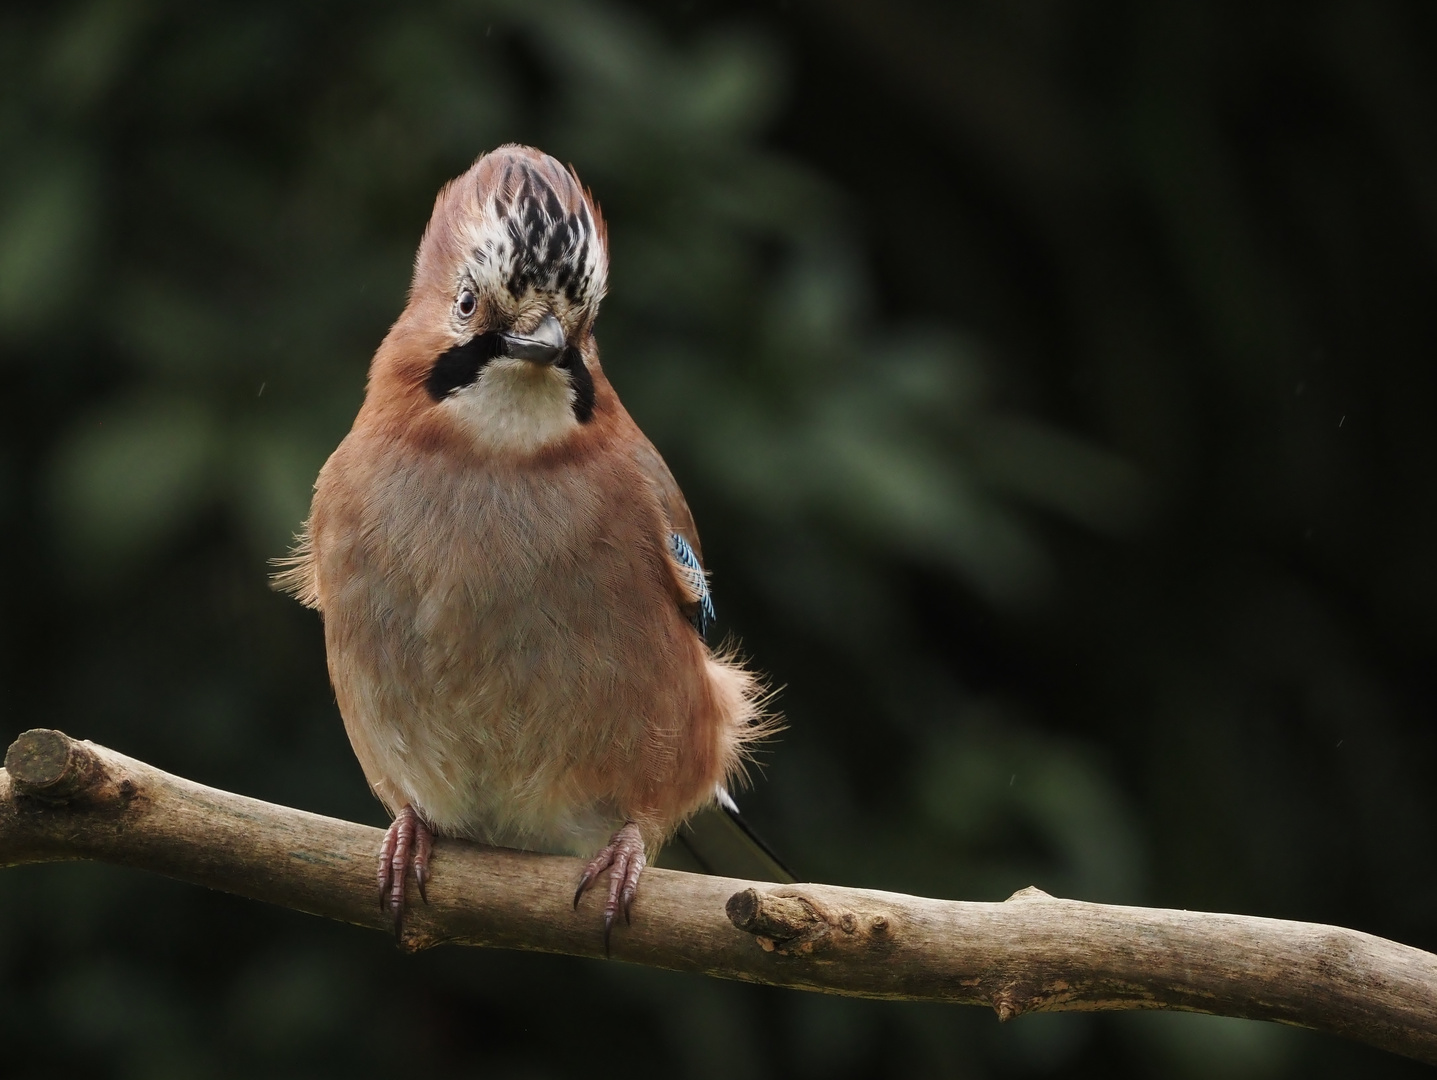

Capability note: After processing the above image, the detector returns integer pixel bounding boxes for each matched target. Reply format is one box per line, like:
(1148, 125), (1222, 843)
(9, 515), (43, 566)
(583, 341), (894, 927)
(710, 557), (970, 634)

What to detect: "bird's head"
(369, 144), (610, 455)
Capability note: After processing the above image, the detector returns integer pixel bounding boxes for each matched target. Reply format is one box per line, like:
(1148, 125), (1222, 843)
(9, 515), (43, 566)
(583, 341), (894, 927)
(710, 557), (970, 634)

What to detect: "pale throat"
(440, 357), (579, 453)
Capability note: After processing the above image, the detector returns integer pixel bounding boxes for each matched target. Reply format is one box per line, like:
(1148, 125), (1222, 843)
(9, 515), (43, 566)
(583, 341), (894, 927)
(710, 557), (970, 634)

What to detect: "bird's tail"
(657, 788), (795, 883)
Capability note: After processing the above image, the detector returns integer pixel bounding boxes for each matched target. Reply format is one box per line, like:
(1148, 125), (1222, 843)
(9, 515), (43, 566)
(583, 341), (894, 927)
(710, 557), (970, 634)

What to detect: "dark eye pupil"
(457, 290), (476, 317)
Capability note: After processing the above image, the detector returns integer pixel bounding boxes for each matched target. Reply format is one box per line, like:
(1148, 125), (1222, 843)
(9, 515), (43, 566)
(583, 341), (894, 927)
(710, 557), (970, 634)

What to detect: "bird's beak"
(499, 312), (566, 365)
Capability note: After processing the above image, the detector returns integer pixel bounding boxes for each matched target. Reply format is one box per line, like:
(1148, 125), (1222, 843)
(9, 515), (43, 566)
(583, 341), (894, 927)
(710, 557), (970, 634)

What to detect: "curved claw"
(573, 872), (596, 910)
(574, 821), (648, 953)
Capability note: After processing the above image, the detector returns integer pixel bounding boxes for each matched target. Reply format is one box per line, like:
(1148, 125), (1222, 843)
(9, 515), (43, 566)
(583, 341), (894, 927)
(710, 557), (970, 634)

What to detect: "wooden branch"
(2, 730), (1434, 1064)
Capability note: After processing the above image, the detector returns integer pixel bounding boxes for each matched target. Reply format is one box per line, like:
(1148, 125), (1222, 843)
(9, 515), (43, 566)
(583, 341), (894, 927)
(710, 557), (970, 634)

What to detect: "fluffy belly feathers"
(311, 438), (740, 855)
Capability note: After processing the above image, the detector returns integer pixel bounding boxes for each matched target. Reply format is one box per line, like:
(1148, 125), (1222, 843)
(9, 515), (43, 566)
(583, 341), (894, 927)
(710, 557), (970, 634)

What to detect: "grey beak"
(499, 313), (566, 365)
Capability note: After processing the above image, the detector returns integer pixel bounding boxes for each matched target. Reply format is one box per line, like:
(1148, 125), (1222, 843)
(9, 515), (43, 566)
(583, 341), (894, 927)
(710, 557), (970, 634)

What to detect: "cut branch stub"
(726, 886), (892, 956)
(4, 729), (118, 804)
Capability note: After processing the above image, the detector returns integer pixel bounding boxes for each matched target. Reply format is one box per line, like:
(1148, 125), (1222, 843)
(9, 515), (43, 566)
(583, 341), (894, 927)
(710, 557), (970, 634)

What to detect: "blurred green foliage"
(0, 0), (1433, 1076)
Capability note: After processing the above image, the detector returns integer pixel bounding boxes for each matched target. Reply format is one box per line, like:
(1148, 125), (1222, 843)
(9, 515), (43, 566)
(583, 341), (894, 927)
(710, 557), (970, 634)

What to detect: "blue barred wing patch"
(669, 533), (715, 639)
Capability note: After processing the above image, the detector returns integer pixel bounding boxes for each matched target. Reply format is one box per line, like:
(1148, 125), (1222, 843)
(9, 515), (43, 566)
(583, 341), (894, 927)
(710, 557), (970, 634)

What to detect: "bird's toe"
(575, 821), (647, 952)
(377, 805), (434, 926)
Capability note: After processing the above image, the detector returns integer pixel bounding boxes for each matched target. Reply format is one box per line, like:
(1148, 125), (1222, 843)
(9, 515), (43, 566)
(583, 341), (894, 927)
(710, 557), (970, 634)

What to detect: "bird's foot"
(378, 805), (433, 926)
(573, 821), (647, 952)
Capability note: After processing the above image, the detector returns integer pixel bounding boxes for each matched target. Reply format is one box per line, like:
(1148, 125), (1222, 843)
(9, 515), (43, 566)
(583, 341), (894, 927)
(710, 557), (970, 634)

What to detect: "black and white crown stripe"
(461, 160), (607, 324)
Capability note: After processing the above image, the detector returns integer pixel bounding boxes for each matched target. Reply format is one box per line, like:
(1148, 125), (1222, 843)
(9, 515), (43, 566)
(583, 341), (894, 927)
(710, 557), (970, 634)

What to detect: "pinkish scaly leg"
(573, 821), (647, 951)
(378, 805), (433, 924)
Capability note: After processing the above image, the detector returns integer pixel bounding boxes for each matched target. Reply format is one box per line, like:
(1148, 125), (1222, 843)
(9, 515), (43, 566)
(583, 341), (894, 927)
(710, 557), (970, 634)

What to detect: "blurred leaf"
(230, 420), (330, 554)
(1123, 1012), (1303, 1079)
(49, 395), (217, 571)
(972, 416), (1148, 534)
(43, 0), (153, 112)
(0, 150), (96, 337)
(919, 714), (1145, 904)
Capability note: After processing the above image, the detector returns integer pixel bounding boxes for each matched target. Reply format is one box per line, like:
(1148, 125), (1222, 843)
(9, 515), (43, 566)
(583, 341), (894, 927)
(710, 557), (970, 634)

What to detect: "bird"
(275, 144), (784, 944)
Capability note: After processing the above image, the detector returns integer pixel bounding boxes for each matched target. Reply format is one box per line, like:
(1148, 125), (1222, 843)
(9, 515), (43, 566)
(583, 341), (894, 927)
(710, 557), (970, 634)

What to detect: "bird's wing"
(668, 532), (716, 639)
(631, 439), (794, 882)
(630, 438), (713, 636)
(630, 437), (700, 549)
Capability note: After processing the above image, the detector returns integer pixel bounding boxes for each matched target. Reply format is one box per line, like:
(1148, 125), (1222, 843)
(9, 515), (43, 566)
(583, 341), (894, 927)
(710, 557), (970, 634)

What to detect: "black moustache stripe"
(426, 333), (596, 425)
(425, 332), (504, 400)
(558, 345), (595, 423)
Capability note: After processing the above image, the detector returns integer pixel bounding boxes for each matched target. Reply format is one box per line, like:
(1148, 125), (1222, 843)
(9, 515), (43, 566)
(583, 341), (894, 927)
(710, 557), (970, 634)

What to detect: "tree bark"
(2, 728), (1433, 1064)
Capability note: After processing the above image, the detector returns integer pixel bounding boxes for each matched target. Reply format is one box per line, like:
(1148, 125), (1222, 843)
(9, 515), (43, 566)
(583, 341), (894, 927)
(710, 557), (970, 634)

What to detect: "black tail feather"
(658, 800), (796, 884)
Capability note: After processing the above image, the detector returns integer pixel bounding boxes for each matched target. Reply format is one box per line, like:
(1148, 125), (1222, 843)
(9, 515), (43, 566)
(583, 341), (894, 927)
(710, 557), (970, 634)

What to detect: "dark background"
(1, 1), (1433, 1076)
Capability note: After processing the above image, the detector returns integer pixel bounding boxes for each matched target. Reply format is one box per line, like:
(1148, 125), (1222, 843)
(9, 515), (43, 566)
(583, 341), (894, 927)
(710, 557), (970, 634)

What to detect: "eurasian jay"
(276, 144), (781, 943)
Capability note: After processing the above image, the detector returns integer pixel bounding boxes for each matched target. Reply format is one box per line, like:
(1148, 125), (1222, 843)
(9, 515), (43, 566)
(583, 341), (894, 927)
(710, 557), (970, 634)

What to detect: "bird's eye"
(456, 288), (477, 318)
